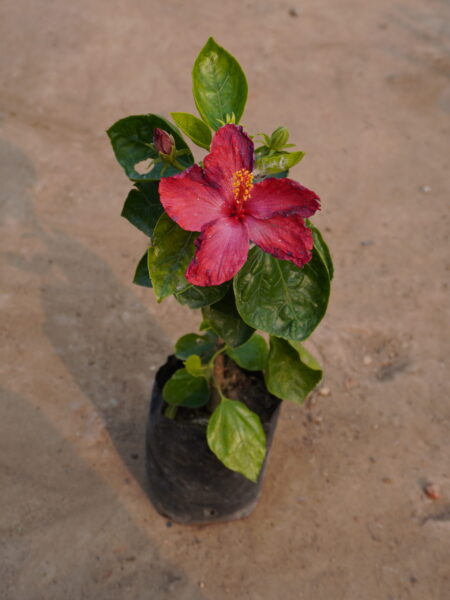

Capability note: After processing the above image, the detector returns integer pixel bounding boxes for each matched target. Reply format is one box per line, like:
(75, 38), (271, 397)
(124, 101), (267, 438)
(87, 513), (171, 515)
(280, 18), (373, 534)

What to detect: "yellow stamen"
(232, 168), (253, 205)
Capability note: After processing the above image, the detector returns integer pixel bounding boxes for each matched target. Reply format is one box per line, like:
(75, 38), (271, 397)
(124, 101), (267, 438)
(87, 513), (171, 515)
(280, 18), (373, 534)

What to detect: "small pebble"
(424, 482), (440, 500)
(199, 581), (205, 589)
(360, 240), (374, 247)
(288, 7), (298, 17)
(319, 386), (330, 396)
(420, 185), (432, 193)
(345, 377), (358, 390)
(363, 355), (373, 366)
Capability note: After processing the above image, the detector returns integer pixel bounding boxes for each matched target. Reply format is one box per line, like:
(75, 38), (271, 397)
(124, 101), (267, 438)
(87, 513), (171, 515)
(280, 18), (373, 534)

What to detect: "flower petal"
(245, 214), (314, 268)
(186, 217), (249, 286)
(203, 124), (254, 203)
(245, 178), (320, 220)
(159, 164), (228, 231)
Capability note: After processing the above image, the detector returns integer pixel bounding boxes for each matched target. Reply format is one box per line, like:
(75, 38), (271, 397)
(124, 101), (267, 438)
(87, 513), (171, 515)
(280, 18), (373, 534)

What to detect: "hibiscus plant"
(107, 38), (332, 483)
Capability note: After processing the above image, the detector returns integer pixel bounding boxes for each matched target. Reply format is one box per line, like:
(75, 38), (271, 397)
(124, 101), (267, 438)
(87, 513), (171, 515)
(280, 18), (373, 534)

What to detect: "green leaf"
(234, 247), (330, 342)
(121, 182), (163, 237)
(255, 151), (305, 176)
(184, 354), (210, 378)
(269, 126), (290, 151)
(267, 169), (289, 179)
(203, 288), (254, 347)
(307, 221), (334, 280)
(226, 334), (268, 371)
(107, 114), (193, 181)
(192, 37), (248, 130)
(265, 337), (322, 404)
(290, 341), (322, 371)
(163, 368), (210, 408)
(207, 399), (266, 482)
(147, 213), (197, 301)
(133, 252), (152, 288)
(175, 331), (217, 360)
(175, 281), (229, 309)
(170, 112), (212, 150)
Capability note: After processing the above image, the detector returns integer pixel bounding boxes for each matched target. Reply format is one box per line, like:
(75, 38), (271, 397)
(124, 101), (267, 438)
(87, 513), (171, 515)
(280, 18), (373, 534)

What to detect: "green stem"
(209, 345), (228, 402)
(208, 345), (227, 368)
(164, 404), (178, 419)
(170, 157), (185, 171)
(213, 378), (226, 402)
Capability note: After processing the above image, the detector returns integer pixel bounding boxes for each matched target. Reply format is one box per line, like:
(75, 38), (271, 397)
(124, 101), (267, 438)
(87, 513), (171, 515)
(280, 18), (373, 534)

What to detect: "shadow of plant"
(2, 136), (172, 491)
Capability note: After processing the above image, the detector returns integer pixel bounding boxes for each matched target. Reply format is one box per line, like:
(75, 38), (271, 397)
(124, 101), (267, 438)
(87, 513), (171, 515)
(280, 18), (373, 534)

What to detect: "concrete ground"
(1, 0), (449, 598)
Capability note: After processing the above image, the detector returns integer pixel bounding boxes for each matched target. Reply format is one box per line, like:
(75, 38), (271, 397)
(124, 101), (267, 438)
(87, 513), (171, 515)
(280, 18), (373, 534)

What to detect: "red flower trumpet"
(159, 124), (320, 286)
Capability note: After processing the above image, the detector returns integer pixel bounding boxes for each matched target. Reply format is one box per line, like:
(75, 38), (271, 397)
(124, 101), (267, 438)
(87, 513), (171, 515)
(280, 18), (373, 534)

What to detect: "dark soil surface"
(166, 353), (279, 427)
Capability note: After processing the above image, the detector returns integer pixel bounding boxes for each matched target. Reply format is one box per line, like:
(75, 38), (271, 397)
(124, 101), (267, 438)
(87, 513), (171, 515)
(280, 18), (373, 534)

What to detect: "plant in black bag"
(107, 38), (332, 521)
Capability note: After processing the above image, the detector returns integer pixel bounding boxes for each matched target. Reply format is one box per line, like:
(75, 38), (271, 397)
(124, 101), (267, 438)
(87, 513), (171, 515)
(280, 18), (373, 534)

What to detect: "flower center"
(232, 168), (253, 206)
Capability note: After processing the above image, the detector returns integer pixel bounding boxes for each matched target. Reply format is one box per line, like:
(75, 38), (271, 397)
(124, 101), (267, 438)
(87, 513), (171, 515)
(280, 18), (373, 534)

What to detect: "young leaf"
(107, 114), (193, 181)
(234, 247), (330, 342)
(175, 281), (229, 309)
(170, 112), (212, 150)
(226, 334), (268, 371)
(192, 37), (248, 130)
(207, 399), (266, 482)
(175, 331), (217, 360)
(265, 337), (322, 403)
(307, 221), (334, 280)
(121, 182), (163, 237)
(147, 213), (197, 301)
(133, 252), (152, 288)
(163, 368), (210, 408)
(184, 354), (210, 378)
(269, 126), (290, 151)
(255, 151), (305, 176)
(203, 288), (254, 347)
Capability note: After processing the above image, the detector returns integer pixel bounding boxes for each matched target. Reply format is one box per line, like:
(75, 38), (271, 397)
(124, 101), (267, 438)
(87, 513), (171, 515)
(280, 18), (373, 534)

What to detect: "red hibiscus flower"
(159, 124), (320, 286)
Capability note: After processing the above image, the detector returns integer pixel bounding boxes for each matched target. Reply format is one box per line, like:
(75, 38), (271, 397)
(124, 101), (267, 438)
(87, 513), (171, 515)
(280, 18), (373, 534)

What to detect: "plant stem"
(211, 346), (227, 403)
(170, 157), (185, 171)
(164, 404), (178, 419)
(209, 345), (227, 367)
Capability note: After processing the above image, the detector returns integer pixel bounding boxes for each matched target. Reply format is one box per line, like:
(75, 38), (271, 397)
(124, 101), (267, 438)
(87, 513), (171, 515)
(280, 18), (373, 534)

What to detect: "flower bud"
(269, 126), (289, 151)
(153, 128), (175, 156)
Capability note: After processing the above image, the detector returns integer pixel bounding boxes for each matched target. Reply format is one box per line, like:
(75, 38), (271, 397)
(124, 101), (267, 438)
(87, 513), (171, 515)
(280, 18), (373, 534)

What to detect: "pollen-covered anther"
(232, 168), (253, 205)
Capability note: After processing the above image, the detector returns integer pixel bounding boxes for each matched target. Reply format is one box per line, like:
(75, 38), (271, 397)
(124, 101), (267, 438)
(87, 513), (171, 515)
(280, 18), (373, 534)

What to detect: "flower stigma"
(232, 168), (253, 206)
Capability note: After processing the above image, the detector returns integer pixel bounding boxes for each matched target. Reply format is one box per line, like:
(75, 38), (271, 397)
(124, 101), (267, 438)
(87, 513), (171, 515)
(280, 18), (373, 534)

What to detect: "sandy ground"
(1, 0), (449, 598)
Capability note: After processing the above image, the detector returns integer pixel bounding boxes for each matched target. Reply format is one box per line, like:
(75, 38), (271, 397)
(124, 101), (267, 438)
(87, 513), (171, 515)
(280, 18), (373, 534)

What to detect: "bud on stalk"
(153, 128), (175, 156)
(269, 126), (290, 151)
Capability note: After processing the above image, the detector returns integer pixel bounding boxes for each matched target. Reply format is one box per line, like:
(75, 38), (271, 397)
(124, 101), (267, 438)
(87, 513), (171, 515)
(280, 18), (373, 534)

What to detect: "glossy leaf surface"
(203, 288), (254, 347)
(207, 399), (266, 482)
(121, 182), (163, 237)
(163, 368), (210, 408)
(170, 112), (212, 150)
(192, 38), (248, 130)
(175, 331), (217, 360)
(234, 247), (330, 341)
(107, 114), (193, 181)
(147, 213), (197, 301)
(308, 221), (334, 280)
(133, 252), (152, 288)
(265, 337), (322, 403)
(226, 334), (268, 371)
(175, 282), (229, 309)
